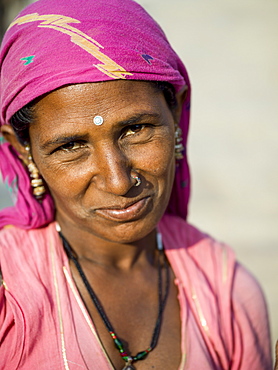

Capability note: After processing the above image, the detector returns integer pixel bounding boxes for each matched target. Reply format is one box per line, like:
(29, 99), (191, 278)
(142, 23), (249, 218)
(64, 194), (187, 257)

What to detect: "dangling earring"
(175, 125), (184, 160)
(25, 144), (46, 200)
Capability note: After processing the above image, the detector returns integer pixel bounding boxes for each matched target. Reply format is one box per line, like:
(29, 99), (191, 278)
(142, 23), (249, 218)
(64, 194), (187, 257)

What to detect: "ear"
(1, 124), (28, 160)
(174, 85), (188, 124)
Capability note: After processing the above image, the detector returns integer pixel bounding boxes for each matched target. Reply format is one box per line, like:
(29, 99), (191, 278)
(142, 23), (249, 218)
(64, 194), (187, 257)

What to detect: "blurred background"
(1, 0), (278, 354)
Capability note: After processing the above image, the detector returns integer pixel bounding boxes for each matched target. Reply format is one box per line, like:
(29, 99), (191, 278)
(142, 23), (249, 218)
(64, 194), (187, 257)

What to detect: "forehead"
(33, 80), (167, 124)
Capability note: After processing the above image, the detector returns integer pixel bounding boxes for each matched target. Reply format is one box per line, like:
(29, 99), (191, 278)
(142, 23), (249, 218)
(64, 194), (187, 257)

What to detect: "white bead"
(156, 232), (163, 250)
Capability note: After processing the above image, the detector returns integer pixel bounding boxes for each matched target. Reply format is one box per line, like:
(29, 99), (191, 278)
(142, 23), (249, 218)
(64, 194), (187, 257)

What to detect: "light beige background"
(136, 0), (278, 351)
(1, 0), (278, 355)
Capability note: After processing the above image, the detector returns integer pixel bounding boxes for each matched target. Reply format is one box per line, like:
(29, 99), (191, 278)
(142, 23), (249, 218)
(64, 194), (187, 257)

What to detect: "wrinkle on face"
(28, 80), (177, 245)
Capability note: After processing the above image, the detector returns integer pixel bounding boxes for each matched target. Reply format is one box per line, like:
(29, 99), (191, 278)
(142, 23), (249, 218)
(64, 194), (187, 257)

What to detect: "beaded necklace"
(60, 231), (169, 370)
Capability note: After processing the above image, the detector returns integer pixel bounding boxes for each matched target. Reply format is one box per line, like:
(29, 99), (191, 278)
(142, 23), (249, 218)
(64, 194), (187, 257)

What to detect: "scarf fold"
(0, 0), (190, 229)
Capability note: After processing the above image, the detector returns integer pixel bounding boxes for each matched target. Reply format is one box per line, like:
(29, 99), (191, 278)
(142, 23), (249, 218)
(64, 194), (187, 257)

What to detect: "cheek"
(150, 139), (176, 202)
(134, 136), (175, 178)
(35, 158), (92, 201)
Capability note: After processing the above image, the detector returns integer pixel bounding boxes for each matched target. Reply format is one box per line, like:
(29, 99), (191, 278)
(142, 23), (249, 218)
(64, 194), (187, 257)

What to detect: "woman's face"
(29, 81), (178, 243)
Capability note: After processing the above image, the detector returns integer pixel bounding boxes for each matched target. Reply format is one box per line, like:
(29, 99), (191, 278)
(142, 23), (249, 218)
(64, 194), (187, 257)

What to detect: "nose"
(92, 143), (134, 195)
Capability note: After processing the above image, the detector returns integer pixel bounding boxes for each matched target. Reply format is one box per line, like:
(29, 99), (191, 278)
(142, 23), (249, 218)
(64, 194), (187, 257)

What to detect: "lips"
(95, 196), (151, 222)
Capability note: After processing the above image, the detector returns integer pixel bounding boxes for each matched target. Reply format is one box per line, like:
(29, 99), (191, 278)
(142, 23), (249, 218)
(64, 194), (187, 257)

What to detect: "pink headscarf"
(0, 0), (191, 229)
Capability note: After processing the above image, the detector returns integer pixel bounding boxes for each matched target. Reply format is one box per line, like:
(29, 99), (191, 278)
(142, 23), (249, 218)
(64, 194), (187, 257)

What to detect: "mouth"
(95, 196), (152, 222)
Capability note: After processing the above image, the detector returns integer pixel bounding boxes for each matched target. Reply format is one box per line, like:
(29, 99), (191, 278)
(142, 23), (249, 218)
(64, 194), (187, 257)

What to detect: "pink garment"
(0, 0), (190, 229)
(0, 215), (272, 369)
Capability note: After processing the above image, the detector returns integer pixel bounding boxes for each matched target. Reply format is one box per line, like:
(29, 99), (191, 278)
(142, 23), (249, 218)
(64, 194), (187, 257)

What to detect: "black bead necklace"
(59, 231), (170, 370)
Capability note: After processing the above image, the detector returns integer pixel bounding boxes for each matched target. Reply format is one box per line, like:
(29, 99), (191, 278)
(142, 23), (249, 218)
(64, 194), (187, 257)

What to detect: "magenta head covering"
(0, 0), (191, 229)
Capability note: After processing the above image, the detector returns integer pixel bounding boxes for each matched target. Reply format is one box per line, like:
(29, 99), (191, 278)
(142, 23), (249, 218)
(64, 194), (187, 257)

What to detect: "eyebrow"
(40, 112), (161, 150)
(117, 112), (161, 126)
(40, 134), (88, 150)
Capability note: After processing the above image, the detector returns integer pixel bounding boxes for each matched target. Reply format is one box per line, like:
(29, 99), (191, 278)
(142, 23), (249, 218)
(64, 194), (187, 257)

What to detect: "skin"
(1, 80), (187, 369)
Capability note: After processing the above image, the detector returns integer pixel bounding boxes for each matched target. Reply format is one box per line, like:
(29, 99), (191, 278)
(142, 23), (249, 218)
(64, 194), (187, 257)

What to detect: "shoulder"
(159, 215), (272, 367)
(0, 222), (56, 248)
(231, 263), (272, 368)
(0, 225), (28, 243)
(232, 262), (270, 332)
(0, 223), (58, 282)
(0, 224), (43, 246)
(0, 226), (30, 275)
(233, 261), (266, 303)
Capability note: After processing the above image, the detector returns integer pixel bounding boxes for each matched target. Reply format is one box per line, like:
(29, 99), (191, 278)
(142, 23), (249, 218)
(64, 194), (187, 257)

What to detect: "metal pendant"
(122, 357), (136, 370)
(122, 365), (135, 370)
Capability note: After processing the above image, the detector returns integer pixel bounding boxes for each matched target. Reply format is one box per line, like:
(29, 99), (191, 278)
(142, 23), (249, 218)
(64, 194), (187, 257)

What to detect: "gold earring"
(25, 145), (46, 200)
(175, 125), (184, 160)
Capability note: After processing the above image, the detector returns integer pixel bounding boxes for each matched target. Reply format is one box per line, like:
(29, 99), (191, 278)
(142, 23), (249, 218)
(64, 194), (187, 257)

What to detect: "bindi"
(93, 115), (104, 125)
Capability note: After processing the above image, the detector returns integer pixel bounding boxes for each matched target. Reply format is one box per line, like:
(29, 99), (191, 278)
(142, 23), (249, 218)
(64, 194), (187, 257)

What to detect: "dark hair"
(151, 81), (178, 112)
(10, 102), (35, 145)
(10, 81), (178, 145)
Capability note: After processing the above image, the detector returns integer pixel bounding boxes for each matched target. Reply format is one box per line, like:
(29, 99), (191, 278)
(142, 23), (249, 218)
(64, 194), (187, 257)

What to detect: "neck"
(56, 220), (158, 271)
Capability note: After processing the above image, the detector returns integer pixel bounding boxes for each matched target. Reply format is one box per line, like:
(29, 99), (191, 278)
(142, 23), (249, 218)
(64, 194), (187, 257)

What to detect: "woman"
(0, 0), (272, 369)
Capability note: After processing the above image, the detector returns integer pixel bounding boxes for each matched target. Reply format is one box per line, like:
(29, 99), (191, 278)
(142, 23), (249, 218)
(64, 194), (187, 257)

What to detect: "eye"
(59, 141), (85, 152)
(124, 124), (145, 137)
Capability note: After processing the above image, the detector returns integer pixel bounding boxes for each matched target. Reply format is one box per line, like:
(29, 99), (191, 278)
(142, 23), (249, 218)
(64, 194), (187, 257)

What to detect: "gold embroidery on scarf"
(181, 253), (225, 364)
(175, 280), (187, 368)
(63, 266), (114, 369)
(179, 352), (187, 369)
(9, 13), (133, 80)
(3, 225), (14, 229)
(63, 267), (95, 333)
(180, 256), (211, 339)
(0, 269), (8, 290)
(191, 287), (210, 334)
(50, 240), (70, 370)
(2, 281), (8, 290)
